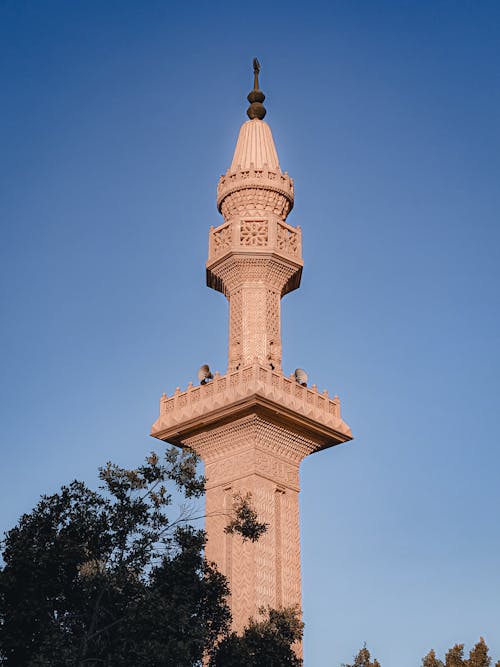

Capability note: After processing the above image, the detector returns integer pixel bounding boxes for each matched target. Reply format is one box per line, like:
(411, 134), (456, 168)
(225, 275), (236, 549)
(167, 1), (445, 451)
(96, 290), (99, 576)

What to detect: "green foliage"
(342, 645), (381, 667)
(0, 446), (296, 666)
(467, 638), (491, 667)
(0, 448), (229, 666)
(446, 644), (466, 667)
(349, 639), (497, 667)
(441, 639), (492, 667)
(210, 606), (304, 667)
(224, 492), (269, 542)
(422, 649), (444, 667)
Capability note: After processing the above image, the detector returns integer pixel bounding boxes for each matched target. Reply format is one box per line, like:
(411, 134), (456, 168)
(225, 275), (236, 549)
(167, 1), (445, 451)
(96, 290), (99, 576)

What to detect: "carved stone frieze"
(207, 219), (302, 266)
(240, 219), (268, 246)
(228, 290), (243, 371)
(212, 222), (231, 258)
(204, 469), (302, 633)
(206, 251), (302, 370)
(277, 220), (300, 256)
(220, 185), (292, 221)
(207, 254), (302, 297)
(217, 169), (294, 219)
(151, 363), (351, 455)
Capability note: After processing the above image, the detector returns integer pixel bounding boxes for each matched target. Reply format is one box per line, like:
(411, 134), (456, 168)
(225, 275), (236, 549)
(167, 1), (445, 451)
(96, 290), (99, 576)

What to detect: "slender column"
(228, 285), (282, 371)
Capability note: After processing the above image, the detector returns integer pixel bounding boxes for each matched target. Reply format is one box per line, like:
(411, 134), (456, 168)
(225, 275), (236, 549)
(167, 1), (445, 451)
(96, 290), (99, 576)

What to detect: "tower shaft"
(207, 117), (301, 374)
(151, 365), (351, 631)
(184, 413), (303, 630)
(151, 64), (352, 641)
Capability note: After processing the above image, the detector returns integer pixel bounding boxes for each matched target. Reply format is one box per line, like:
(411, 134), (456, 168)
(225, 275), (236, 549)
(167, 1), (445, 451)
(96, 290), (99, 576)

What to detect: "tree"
(422, 639), (494, 667)
(210, 606), (304, 667)
(467, 638), (491, 667)
(446, 644), (466, 667)
(342, 645), (382, 667)
(224, 492), (268, 542)
(423, 649), (444, 667)
(346, 641), (498, 667)
(0, 447), (268, 666)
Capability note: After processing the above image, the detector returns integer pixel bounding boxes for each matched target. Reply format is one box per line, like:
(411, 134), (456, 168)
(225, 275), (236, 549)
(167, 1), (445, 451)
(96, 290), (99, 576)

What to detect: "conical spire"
(246, 57), (266, 120)
(230, 118), (280, 172)
(217, 60), (294, 215)
(228, 58), (280, 172)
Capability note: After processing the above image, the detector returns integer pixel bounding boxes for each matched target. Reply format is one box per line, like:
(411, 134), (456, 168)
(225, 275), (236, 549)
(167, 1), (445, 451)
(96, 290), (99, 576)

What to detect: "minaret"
(151, 60), (352, 635)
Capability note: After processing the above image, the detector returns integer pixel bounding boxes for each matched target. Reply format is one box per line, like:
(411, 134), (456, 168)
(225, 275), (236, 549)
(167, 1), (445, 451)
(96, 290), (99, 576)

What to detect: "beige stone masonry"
(207, 119), (301, 374)
(151, 363), (352, 454)
(208, 218), (302, 264)
(229, 119), (282, 172)
(151, 364), (352, 634)
(152, 97), (353, 642)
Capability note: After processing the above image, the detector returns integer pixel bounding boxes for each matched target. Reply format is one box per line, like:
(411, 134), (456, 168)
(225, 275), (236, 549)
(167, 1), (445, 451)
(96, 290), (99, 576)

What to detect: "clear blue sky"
(1, 1), (499, 665)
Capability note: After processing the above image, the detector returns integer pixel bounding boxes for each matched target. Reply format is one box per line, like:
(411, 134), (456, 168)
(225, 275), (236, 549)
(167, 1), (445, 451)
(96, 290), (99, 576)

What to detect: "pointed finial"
(253, 57), (260, 89)
(247, 57), (266, 120)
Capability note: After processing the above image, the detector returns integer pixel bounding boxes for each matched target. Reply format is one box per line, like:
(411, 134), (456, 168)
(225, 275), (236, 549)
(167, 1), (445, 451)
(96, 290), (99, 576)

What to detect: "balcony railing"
(159, 363), (341, 422)
(208, 219), (302, 262)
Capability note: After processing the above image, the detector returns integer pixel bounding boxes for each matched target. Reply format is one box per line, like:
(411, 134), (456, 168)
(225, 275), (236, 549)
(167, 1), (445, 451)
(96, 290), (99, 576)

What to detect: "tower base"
(151, 363), (352, 630)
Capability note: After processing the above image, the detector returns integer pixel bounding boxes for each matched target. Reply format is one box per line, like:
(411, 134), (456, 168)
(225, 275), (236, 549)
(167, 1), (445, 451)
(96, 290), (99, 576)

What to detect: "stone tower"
(151, 60), (352, 633)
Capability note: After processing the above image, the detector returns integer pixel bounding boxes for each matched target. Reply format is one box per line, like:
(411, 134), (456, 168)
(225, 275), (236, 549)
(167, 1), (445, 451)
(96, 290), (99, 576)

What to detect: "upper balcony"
(207, 218), (302, 265)
(217, 165), (294, 216)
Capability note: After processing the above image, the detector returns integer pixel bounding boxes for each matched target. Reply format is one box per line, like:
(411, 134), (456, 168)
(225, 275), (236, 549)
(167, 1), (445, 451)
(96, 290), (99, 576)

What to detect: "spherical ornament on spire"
(247, 57), (266, 120)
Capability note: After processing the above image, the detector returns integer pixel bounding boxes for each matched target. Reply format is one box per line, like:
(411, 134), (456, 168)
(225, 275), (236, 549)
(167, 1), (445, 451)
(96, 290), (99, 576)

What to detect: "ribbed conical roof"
(230, 118), (281, 172)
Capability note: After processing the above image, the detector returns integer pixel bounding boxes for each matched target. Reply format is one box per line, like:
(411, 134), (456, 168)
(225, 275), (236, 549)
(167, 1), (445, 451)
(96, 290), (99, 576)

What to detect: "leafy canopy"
(210, 606), (304, 667)
(345, 639), (499, 667)
(0, 447), (276, 666)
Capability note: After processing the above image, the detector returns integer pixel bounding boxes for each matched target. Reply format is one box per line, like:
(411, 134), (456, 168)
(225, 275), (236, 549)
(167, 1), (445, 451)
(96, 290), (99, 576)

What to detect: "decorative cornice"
(151, 363), (352, 454)
(217, 167), (294, 216)
(205, 251), (303, 297)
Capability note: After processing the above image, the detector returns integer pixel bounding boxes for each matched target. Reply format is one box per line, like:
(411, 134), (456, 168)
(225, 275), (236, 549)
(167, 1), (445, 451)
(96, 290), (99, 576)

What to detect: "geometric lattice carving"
(266, 289), (280, 338)
(240, 220), (268, 246)
(229, 290), (243, 371)
(174, 413), (312, 634)
(208, 255), (302, 297)
(266, 289), (281, 371)
(240, 287), (267, 365)
(277, 221), (299, 256)
(212, 222), (231, 256)
(208, 219), (302, 267)
(220, 186), (292, 221)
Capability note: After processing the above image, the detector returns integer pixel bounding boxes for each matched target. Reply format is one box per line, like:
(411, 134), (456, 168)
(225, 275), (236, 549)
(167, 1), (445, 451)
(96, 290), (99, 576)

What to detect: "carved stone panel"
(212, 223), (231, 257)
(240, 220), (268, 246)
(277, 221), (300, 257)
(204, 457), (302, 633)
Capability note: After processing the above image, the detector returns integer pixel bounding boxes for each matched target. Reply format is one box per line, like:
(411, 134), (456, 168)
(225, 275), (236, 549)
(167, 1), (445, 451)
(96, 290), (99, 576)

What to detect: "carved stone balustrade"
(151, 363), (352, 459)
(217, 166), (294, 219)
(208, 218), (302, 263)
